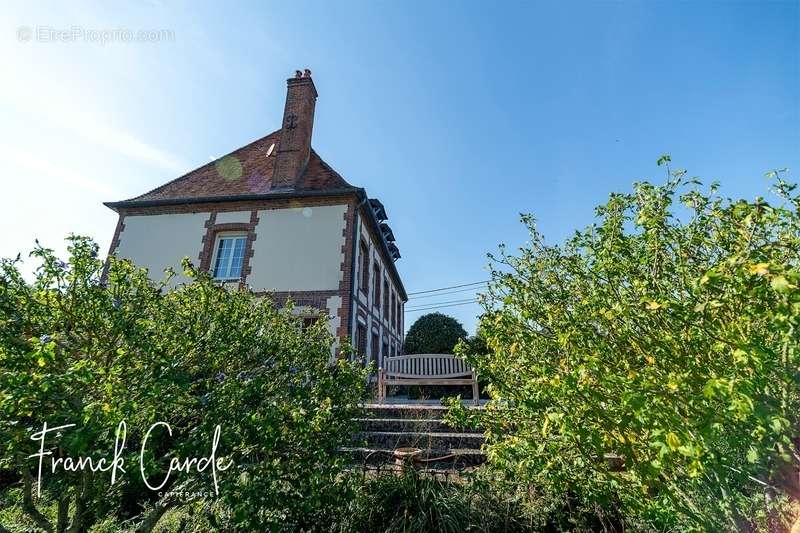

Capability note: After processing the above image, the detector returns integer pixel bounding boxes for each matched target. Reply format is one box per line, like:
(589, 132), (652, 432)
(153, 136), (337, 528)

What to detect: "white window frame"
(210, 233), (248, 281)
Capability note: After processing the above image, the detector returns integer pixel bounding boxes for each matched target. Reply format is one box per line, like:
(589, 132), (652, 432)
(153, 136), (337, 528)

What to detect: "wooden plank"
(384, 372), (471, 379)
(380, 354), (460, 361)
(381, 354), (473, 379)
(384, 378), (475, 386)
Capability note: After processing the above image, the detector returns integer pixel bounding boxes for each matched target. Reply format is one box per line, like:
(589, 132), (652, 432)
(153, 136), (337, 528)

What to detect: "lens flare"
(215, 155), (242, 181)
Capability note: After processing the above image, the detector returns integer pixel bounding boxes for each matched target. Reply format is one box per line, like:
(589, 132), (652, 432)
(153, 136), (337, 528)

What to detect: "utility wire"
(406, 280), (489, 296)
(404, 300), (479, 313)
(408, 286), (484, 300)
(406, 297), (478, 310)
(405, 298), (479, 312)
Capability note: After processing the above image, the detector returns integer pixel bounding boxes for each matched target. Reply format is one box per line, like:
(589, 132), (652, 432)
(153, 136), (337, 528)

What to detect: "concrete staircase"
(342, 403), (486, 471)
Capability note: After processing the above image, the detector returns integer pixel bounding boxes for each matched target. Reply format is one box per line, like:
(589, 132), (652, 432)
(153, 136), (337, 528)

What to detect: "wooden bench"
(378, 354), (479, 405)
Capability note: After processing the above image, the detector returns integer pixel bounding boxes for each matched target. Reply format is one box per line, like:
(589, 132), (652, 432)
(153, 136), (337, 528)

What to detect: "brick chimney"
(271, 69), (318, 191)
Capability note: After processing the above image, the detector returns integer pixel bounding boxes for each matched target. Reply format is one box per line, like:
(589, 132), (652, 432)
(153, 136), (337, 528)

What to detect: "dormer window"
(387, 242), (401, 261)
(379, 223), (395, 242)
(369, 198), (388, 221)
(212, 234), (247, 280)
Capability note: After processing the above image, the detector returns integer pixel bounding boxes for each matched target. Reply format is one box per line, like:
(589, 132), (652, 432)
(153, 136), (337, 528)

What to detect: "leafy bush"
(0, 237), (367, 532)
(449, 167), (800, 530)
(337, 470), (534, 532)
(403, 313), (467, 355)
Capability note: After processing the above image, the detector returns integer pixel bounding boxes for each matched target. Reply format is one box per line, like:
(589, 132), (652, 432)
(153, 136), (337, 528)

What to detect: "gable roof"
(112, 130), (357, 205)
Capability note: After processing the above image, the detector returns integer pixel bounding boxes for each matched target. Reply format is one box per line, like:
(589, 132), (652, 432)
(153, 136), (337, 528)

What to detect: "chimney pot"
(304, 68), (312, 77)
(295, 70), (303, 78)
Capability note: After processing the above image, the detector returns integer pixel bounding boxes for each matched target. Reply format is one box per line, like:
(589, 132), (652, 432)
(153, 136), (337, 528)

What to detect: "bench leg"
(378, 368), (384, 403)
(472, 371), (479, 405)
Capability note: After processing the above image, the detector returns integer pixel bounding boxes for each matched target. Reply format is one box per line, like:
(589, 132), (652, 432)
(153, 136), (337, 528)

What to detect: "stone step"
(354, 431), (484, 450)
(353, 417), (477, 433)
(361, 403), (482, 420)
(361, 404), (449, 420)
(341, 446), (486, 469)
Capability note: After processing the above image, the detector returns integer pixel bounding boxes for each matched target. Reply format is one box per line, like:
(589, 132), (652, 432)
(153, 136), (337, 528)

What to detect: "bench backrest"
(382, 354), (472, 379)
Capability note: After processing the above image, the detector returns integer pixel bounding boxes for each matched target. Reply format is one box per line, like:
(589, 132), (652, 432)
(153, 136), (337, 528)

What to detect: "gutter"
(103, 187), (361, 210)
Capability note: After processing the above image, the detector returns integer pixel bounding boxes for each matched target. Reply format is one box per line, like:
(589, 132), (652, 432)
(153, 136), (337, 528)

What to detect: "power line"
(406, 280), (489, 296)
(404, 300), (479, 313)
(408, 286), (484, 300)
(405, 302), (477, 313)
(405, 297), (479, 311)
(406, 297), (478, 310)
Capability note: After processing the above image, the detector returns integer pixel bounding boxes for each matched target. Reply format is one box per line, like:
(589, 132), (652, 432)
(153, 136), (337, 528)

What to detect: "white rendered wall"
(215, 211), (251, 224)
(115, 213), (208, 287)
(248, 205), (347, 292)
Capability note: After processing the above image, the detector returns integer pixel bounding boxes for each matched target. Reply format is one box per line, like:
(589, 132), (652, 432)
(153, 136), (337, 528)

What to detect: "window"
(356, 323), (367, 360)
(383, 280), (389, 320)
(383, 280), (389, 318)
(390, 293), (396, 329)
(301, 316), (318, 332)
(373, 263), (381, 309)
(396, 301), (402, 332)
(359, 239), (369, 294)
(370, 331), (379, 368)
(212, 234), (247, 280)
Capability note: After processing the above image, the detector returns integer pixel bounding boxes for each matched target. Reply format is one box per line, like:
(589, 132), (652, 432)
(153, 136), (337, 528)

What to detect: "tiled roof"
(126, 130), (356, 203)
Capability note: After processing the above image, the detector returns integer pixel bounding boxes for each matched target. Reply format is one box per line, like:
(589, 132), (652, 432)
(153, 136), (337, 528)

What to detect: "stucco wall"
(114, 213), (208, 286)
(214, 210), (251, 224)
(248, 205), (347, 292)
(113, 203), (350, 357)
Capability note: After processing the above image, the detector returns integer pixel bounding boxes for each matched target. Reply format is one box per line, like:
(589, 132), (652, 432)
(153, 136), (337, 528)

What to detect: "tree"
(0, 236), (367, 532)
(449, 165), (800, 530)
(460, 319), (490, 358)
(403, 313), (467, 354)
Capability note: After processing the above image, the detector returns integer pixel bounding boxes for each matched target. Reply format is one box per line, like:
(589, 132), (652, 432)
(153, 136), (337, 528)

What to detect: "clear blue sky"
(2, 1), (798, 333)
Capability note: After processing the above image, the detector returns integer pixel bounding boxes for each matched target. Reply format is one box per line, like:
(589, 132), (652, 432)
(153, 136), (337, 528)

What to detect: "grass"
(5, 470), (797, 532)
(337, 469), (535, 532)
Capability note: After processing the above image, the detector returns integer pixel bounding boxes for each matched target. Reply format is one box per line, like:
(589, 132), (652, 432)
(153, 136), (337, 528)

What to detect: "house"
(104, 70), (406, 363)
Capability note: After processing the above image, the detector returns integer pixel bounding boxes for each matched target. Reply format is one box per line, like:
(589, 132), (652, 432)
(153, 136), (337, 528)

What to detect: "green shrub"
(403, 313), (467, 355)
(0, 236), (367, 532)
(337, 470), (534, 532)
(449, 166), (800, 530)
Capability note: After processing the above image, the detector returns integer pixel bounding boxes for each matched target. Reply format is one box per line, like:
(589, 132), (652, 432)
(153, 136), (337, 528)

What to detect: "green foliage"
(337, 470), (534, 532)
(0, 236), (367, 532)
(451, 168), (800, 530)
(460, 319), (490, 359)
(404, 313), (467, 354)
